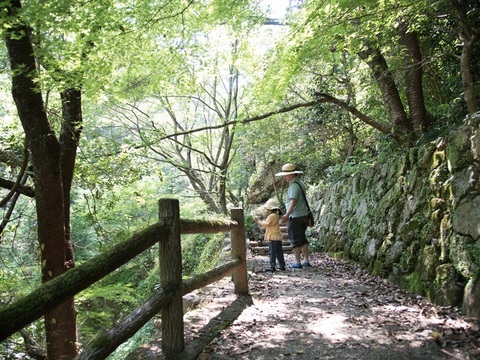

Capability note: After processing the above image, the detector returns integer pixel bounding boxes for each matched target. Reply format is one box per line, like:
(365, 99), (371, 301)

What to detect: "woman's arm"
(280, 198), (297, 224)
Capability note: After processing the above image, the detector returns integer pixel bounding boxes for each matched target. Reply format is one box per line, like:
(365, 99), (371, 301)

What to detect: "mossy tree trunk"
(4, 1), (82, 358)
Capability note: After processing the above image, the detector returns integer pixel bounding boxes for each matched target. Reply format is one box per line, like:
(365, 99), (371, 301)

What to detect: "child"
(254, 199), (286, 272)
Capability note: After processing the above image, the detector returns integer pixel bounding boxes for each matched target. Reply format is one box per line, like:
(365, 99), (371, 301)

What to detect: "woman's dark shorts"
(287, 215), (309, 249)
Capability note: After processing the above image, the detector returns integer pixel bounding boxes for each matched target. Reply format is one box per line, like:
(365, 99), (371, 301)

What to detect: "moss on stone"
(420, 245), (440, 281)
(398, 241), (420, 274)
(332, 252), (344, 260)
(446, 126), (472, 172)
(310, 121), (479, 310)
(372, 259), (384, 277)
(349, 237), (366, 261)
(462, 276), (480, 318)
(429, 166), (451, 198)
(430, 264), (464, 306)
(430, 209), (443, 237)
(398, 217), (423, 246)
(346, 217), (364, 242)
(439, 214), (452, 262)
(401, 271), (424, 295)
(377, 233), (394, 261)
(431, 149), (445, 169)
(418, 142), (437, 170)
(449, 235), (479, 278)
(385, 241), (404, 269)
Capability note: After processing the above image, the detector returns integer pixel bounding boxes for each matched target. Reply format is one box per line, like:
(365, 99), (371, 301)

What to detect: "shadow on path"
(183, 252), (479, 360)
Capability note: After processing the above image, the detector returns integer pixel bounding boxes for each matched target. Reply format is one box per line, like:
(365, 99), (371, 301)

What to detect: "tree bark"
(398, 22), (429, 137)
(4, 1), (77, 358)
(217, 64), (239, 215)
(0, 178), (34, 198)
(451, 0), (479, 114)
(358, 45), (414, 144)
(60, 88), (83, 268)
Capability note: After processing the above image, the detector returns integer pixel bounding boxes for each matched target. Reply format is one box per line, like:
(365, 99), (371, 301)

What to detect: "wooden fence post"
(158, 199), (184, 356)
(230, 207), (248, 295)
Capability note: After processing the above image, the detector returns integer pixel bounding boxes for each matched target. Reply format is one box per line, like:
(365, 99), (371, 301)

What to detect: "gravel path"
(183, 252), (480, 360)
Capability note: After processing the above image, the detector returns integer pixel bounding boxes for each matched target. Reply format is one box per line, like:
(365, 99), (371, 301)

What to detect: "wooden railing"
(0, 198), (250, 359)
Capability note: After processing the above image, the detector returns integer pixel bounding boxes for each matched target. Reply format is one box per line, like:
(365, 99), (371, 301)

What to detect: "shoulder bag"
(295, 182), (314, 227)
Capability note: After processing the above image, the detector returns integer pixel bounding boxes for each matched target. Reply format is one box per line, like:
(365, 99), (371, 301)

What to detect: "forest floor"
(182, 251), (480, 360)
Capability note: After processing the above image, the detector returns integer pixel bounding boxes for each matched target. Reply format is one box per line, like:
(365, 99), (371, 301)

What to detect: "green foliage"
(0, 120), (24, 157)
(253, 0), (475, 156)
(0, 322), (44, 359)
(0, 264), (40, 307)
(182, 233), (226, 276)
(196, 233), (226, 273)
(76, 282), (138, 341)
(70, 161), (202, 261)
(244, 215), (260, 240)
(306, 228), (322, 252)
(70, 177), (161, 258)
(109, 321), (157, 359)
(0, 197), (40, 302)
(76, 257), (154, 343)
(182, 234), (212, 276)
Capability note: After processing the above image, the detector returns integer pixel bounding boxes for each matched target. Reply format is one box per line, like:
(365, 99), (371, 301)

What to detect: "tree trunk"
(358, 46), (414, 144)
(217, 64), (238, 215)
(4, 1), (77, 358)
(398, 22), (429, 137)
(451, 0), (479, 114)
(60, 88), (83, 267)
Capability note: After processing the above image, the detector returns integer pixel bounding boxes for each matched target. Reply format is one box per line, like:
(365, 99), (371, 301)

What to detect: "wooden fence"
(0, 198), (250, 359)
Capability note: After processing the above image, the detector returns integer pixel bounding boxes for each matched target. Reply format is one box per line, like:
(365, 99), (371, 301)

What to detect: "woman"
(275, 163), (312, 269)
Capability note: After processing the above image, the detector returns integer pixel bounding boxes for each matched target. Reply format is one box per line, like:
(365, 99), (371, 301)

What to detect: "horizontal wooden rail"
(1, 198), (248, 360)
(0, 218), (239, 342)
(182, 258), (242, 295)
(75, 203), (248, 359)
(75, 259), (242, 360)
(180, 218), (238, 234)
(0, 222), (167, 341)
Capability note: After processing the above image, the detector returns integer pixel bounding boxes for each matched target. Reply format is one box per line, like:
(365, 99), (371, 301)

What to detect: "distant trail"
(183, 252), (479, 360)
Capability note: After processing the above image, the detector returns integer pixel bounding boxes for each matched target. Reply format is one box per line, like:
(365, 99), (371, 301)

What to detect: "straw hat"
(263, 198), (281, 210)
(274, 163), (304, 176)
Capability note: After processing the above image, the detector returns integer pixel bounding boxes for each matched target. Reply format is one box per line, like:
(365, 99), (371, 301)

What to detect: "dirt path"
(183, 252), (480, 360)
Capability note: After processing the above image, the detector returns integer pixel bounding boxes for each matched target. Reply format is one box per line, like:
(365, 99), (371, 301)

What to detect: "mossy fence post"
(158, 198), (184, 356)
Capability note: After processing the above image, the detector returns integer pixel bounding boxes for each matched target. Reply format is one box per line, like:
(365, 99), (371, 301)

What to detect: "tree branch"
(156, 95), (392, 141)
(87, 95), (393, 160)
(0, 142), (33, 206)
(0, 178), (34, 198)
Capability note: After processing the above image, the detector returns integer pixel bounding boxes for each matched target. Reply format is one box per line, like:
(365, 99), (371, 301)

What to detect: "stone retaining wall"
(311, 114), (480, 318)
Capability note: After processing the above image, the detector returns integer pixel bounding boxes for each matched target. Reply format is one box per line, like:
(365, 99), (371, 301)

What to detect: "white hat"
(274, 163), (304, 176)
(263, 198), (281, 210)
